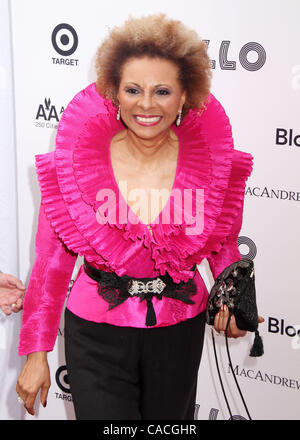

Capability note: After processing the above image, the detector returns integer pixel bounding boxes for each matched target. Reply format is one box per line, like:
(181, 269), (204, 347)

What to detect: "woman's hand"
(16, 351), (50, 416)
(214, 304), (264, 338)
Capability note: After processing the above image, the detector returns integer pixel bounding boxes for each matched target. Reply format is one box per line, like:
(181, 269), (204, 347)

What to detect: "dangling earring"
(176, 109), (182, 127)
(116, 105), (121, 120)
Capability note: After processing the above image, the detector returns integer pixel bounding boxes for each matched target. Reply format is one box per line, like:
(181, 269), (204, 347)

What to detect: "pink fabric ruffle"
(35, 83), (253, 283)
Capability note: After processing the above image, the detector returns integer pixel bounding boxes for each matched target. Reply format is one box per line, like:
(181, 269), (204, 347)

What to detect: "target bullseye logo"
(55, 365), (71, 394)
(51, 23), (78, 57)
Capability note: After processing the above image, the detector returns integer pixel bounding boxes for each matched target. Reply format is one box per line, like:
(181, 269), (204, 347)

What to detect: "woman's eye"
(156, 89), (170, 96)
(126, 88), (139, 94)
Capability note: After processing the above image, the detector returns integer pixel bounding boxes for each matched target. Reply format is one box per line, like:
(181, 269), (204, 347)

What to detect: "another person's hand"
(214, 304), (264, 338)
(0, 272), (25, 315)
(16, 351), (50, 416)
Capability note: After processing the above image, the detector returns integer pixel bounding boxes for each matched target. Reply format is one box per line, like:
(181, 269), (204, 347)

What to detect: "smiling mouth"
(134, 115), (162, 125)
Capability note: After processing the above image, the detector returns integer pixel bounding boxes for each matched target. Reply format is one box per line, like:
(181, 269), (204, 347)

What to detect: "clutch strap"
(211, 313), (252, 420)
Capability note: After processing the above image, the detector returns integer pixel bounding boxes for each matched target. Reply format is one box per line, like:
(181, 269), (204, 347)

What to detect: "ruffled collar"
(71, 103), (214, 248)
(49, 82), (241, 282)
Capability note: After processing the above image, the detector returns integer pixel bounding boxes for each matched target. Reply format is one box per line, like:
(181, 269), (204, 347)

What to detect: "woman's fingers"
(213, 306), (222, 333)
(227, 312), (247, 338)
(214, 306), (264, 339)
(16, 382), (44, 416)
(16, 382), (28, 413)
(40, 383), (49, 408)
(16, 377), (33, 415)
(15, 386), (37, 415)
(214, 304), (247, 338)
(24, 392), (38, 416)
(214, 304), (229, 334)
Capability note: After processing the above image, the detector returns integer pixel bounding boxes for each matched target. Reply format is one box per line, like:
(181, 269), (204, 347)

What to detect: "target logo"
(51, 23), (78, 56)
(51, 24), (79, 66)
(55, 365), (71, 394)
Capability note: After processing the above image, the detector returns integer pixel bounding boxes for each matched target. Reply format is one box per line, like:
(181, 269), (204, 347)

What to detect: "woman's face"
(116, 56), (186, 141)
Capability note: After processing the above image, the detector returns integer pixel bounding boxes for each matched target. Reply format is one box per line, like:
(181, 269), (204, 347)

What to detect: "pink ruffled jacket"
(18, 84), (253, 356)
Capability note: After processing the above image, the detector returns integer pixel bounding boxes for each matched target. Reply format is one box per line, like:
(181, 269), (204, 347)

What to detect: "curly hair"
(95, 14), (212, 118)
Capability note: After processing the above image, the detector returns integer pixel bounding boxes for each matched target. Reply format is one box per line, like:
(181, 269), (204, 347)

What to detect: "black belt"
(83, 259), (198, 327)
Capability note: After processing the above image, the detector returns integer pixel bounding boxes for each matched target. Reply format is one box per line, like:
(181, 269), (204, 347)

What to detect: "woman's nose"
(138, 93), (154, 110)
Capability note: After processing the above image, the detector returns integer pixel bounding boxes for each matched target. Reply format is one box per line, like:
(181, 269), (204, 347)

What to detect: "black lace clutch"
(206, 258), (263, 356)
(206, 259), (264, 420)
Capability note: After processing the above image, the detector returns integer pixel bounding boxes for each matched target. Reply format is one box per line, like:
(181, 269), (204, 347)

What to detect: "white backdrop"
(0, 0), (21, 421)
(2, 0), (300, 420)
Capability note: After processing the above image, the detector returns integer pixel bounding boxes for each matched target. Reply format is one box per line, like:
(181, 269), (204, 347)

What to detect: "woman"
(16, 14), (262, 419)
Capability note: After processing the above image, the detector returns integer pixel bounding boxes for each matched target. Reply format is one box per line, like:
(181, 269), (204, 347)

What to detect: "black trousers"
(64, 308), (206, 420)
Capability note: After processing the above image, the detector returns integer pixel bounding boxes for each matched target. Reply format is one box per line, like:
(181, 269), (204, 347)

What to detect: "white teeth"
(136, 116), (161, 123)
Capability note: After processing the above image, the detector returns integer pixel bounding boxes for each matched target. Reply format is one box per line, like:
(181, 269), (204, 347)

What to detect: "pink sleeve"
(207, 200), (243, 280)
(18, 202), (77, 356)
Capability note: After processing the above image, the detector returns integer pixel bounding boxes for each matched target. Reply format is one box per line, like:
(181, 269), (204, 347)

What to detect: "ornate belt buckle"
(128, 277), (166, 296)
